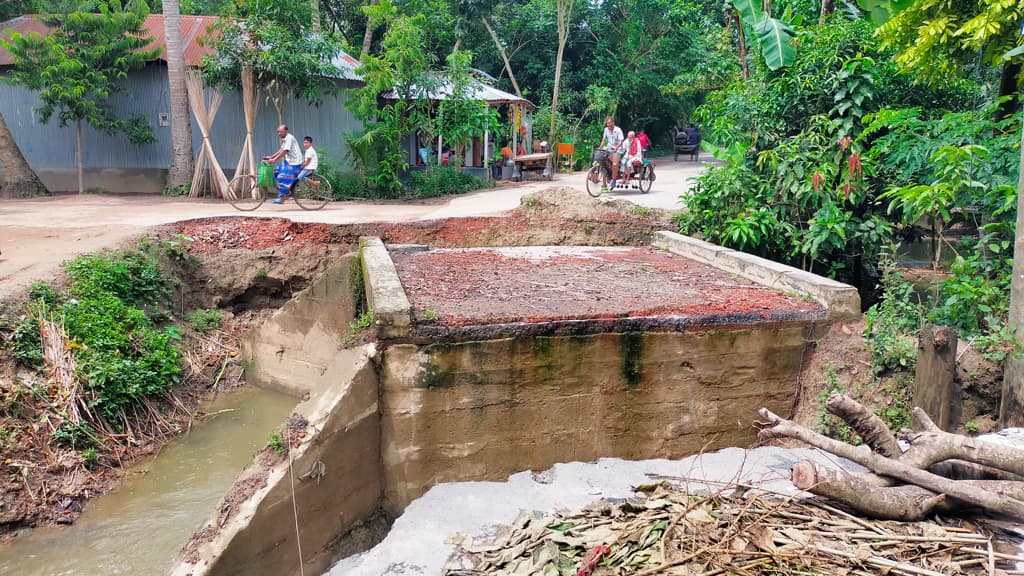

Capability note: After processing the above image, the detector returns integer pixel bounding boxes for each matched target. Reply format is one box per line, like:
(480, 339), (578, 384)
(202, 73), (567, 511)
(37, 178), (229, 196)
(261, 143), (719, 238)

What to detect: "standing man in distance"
(262, 124), (303, 204)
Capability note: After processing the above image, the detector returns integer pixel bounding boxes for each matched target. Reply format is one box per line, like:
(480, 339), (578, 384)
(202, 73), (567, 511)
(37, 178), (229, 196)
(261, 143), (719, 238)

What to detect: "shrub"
(7, 245), (183, 424)
(186, 308), (222, 333)
(864, 256), (921, 374)
(405, 167), (483, 198)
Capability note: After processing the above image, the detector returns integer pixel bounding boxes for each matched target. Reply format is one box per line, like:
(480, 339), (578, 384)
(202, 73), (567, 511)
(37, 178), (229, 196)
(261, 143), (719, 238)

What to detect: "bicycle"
(585, 148), (654, 197)
(227, 164), (333, 211)
(585, 148), (614, 197)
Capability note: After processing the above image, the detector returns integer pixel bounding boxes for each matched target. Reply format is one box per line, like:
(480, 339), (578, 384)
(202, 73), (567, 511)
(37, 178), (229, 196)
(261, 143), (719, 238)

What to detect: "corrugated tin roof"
(383, 77), (535, 109)
(330, 51), (362, 82)
(0, 14), (362, 79)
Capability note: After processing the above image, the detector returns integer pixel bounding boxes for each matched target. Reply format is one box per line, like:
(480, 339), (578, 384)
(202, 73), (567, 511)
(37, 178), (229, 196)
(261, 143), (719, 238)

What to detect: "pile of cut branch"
(758, 393), (1024, 523)
(444, 481), (1023, 575)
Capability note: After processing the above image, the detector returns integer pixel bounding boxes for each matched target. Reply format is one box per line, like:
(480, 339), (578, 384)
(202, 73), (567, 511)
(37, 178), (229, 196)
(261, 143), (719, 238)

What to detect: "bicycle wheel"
(639, 166), (654, 194)
(293, 174), (332, 210)
(226, 174), (265, 211)
(585, 164), (605, 198)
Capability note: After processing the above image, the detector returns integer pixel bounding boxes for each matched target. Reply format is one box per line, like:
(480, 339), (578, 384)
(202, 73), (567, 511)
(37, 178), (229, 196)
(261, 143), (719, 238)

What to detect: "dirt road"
(0, 156), (708, 301)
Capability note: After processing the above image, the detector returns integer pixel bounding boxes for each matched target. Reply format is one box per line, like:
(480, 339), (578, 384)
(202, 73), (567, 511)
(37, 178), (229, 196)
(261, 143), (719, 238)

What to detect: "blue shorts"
(298, 168), (313, 181)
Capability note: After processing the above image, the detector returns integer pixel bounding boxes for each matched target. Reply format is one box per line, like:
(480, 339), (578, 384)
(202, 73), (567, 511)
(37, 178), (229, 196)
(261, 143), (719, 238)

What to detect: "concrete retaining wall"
(171, 347), (383, 576)
(242, 257), (362, 396)
(378, 326), (813, 509)
(173, 231), (856, 575)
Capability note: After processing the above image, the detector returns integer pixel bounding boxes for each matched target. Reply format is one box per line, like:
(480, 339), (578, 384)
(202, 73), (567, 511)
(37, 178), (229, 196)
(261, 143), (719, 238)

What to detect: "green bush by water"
(6, 241), (184, 424)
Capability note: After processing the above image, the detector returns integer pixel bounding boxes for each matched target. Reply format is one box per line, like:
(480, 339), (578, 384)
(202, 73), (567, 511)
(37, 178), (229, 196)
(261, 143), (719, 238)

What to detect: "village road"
(0, 155), (709, 300)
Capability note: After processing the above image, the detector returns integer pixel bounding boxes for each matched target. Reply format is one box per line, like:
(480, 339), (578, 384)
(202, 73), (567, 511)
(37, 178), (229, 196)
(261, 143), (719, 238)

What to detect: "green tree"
(547, 0), (576, 150)
(727, 0), (799, 73)
(346, 4), (437, 193)
(876, 0), (1023, 114)
(3, 1), (159, 194)
(435, 50), (499, 164)
(203, 0), (342, 125)
(0, 0), (38, 22)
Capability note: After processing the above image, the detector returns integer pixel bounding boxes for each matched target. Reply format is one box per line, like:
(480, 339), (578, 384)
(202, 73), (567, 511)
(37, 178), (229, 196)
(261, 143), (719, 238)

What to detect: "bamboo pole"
(185, 69), (228, 198)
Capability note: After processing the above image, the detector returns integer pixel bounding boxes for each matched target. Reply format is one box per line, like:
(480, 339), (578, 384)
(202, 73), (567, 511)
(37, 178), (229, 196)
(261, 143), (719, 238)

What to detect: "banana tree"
(856, 0), (912, 26)
(727, 0), (799, 72)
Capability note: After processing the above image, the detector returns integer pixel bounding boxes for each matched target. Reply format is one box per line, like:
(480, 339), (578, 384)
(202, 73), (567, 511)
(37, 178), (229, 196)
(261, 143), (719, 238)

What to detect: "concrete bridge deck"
(390, 245), (825, 335)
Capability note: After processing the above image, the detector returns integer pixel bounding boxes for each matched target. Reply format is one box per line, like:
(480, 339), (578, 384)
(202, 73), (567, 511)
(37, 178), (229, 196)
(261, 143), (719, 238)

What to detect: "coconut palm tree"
(163, 0), (194, 187)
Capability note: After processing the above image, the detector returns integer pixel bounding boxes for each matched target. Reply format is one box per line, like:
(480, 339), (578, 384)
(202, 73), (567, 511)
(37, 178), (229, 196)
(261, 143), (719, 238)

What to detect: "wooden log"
(913, 325), (958, 431)
(793, 460), (1024, 520)
(826, 392), (900, 457)
(905, 407), (1022, 481)
(792, 460), (948, 520)
(900, 408), (1024, 477)
(757, 408), (1024, 520)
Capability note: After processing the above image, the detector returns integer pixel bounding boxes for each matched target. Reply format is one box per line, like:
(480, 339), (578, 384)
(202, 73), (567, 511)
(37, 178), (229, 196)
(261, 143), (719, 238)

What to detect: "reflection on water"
(895, 239), (959, 269)
(0, 386), (296, 576)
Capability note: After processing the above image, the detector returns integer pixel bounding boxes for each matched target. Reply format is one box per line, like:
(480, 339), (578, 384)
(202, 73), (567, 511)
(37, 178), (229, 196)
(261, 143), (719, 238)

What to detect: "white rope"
(287, 425), (305, 576)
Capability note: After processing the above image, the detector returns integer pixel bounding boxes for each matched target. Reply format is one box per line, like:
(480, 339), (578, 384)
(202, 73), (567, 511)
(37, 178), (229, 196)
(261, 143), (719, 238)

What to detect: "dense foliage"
(681, 6), (1021, 367)
(201, 0), (342, 124)
(7, 241), (182, 426)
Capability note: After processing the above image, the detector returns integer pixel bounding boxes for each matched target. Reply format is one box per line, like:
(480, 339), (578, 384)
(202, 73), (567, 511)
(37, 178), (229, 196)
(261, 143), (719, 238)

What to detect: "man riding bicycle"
(262, 124), (303, 204)
(599, 116), (624, 187)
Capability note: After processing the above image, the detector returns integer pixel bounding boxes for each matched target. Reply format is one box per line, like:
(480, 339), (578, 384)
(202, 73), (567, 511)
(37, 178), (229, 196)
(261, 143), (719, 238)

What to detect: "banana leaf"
(856, 0), (913, 26)
(753, 18), (797, 71)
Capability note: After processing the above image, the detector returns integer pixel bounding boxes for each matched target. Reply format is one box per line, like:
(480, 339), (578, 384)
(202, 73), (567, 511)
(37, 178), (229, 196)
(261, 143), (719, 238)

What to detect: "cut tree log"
(825, 392), (900, 457)
(793, 460), (948, 520)
(757, 408), (1024, 520)
(824, 395), (1020, 481)
(899, 407), (1024, 477)
(793, 460), (1024, 521)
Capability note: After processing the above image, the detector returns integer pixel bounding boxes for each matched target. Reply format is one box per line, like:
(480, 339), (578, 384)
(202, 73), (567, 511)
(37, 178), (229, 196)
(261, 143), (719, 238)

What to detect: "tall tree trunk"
(996, 61), (1022, 122)
(76, 119), (83, 195)
(0, 112), (47, 198)
(735, 12), (749, 81)
(361, 0), (379, 58)
(310, 0), (321, 32)
(163, 0), (194, 188)
(1000, 120), (1024, 427)
(549, 0), (576, 148)
(818, 0), (835, 24)
(482, 17), (521, 97)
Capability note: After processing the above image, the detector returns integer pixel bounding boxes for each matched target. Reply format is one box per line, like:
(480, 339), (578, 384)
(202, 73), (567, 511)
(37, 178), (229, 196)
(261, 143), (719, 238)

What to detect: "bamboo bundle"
(232, 65), (260, 200)
(185, 69), (229, 198)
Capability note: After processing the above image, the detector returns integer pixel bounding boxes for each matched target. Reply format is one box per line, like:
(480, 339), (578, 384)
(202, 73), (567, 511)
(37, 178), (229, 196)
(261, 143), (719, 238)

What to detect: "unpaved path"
(0, 156), (708, 301)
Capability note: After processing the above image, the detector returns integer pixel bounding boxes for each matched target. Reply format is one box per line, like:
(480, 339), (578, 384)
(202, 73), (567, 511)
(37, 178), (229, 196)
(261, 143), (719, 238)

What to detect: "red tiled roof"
(0, 14), (220, 67)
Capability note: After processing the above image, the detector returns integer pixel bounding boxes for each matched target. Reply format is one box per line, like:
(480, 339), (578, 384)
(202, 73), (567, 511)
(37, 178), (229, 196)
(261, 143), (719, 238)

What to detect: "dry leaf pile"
(444, 482), (1024, 575)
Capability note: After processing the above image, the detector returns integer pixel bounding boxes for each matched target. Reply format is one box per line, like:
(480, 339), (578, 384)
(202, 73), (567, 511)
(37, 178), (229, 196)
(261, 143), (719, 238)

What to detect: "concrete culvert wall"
(378, 326), (814, 510)
(172, 256), (386, 576)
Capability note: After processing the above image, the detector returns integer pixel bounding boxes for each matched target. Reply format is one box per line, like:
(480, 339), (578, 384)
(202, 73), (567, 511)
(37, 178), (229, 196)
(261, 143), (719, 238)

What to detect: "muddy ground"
(0, 187), (1003, 541)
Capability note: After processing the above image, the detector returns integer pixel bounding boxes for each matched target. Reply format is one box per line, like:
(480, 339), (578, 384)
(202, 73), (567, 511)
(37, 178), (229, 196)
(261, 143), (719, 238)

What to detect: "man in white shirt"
(599, 116), (624, 186)
(262, 124), (303, 204)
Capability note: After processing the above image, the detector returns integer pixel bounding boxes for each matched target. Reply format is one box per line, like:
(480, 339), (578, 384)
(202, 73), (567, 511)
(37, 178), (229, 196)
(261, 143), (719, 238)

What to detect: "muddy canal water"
(0, 387), (296, 575)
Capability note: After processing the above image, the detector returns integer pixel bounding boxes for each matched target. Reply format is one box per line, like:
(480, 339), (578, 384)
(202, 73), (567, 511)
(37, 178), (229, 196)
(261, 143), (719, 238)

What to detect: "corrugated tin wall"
(0, 64), (362, 173)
